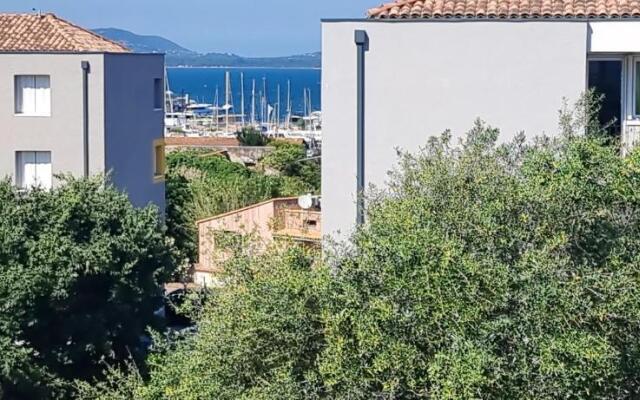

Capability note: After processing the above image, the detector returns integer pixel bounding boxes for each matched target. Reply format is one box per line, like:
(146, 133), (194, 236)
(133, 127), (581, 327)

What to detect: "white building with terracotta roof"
(0, 13), (165, 212)
(322, 0), (640, 238)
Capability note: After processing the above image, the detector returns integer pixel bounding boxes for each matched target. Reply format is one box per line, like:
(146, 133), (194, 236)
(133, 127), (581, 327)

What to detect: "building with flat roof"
(195, 197), (321, 286)
(323, 0), (640, 238)
(0, 13), (165, 211)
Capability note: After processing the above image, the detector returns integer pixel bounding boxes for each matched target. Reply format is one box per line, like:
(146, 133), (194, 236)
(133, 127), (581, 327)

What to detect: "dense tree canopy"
(320, 123), (640, 398)
(0, 176), (176, 399)
(85, 111), (640, 398)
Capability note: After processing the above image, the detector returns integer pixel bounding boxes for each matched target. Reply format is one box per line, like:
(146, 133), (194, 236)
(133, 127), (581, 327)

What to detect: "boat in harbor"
(164, 69), (321, 145)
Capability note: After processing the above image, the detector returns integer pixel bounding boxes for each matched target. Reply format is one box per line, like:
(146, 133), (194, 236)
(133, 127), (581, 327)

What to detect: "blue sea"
(166, 67), (321, 116)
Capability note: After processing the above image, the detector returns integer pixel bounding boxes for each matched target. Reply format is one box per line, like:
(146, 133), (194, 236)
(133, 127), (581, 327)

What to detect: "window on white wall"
(15, 75), (51, 116)
(16, 151), (52, 189)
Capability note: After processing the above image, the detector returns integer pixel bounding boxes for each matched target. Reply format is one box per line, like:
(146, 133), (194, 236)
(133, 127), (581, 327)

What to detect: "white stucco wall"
(0, 53), (105, 185)
(589, 21), (640, 53)
(322, 20), (588, 240)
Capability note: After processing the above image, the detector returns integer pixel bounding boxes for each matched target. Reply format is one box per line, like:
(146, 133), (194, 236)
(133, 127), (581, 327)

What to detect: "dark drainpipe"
(81, 61), (90, 178)
(354, 30), (369, 226)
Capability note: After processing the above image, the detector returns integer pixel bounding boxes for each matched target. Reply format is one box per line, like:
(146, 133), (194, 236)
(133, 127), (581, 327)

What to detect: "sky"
(3, 0), (377, 57)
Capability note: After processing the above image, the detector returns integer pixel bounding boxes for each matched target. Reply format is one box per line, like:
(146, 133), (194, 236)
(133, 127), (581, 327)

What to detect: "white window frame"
(631, 56), (640, 119)
(586, 55), (626, 123)
(15, 151), (52, 190)
(585, 54), (640, 122)
(14, 75), (51, 117)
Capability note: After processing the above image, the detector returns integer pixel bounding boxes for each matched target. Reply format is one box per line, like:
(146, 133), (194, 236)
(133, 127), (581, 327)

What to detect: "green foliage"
(262, 141), (321, 191)
(89, 94), (640, 398)
(164, 149), (316, 266)
(236, 127), (268, 146)
(319, 119), (640, 399)
(165, 171), (196, 270)
(79, 245), (327, 400)
(0, 176), (176, 399)
(262, 141), (307, 175)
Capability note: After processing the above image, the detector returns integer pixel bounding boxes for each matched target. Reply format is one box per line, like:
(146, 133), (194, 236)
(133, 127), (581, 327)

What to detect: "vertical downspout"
(81, 61), (90, 178)
(354, 30), (369, 226)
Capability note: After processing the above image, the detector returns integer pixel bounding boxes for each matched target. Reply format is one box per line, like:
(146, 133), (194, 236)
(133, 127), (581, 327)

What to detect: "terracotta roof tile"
(0, 13), (129, 52)
(367, 0), (640, 18)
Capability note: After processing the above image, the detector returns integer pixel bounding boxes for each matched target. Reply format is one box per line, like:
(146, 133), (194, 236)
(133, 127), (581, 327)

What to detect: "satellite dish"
(298, 194), (313, 210)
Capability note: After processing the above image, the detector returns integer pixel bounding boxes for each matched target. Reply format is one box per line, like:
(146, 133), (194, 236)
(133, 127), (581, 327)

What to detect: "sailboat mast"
(251, 79), (256, 126)
(213, 85), (220, 132)
(303, 89), (308, 120)
(286, 80), (291, 130)
(225, 71), (230, 133)
(164, 67), (173, 114)
(240, 72), (245, 127)
(259, 90), (263, 124)
(276, 84), (281, 132)
(262, 77), (267, 127)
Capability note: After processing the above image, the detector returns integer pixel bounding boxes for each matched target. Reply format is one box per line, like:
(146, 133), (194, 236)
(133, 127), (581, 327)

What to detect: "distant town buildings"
(322, 0), (640, 238)
(0, 13), (165, 211)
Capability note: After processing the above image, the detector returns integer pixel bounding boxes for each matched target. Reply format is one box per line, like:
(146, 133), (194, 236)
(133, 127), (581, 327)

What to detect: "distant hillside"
(93, 28), (320, 68)
(92, 28), (195, 57)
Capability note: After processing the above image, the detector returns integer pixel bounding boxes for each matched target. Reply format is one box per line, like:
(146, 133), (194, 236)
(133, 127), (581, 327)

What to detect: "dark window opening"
(153, 78), (163, 110)
(588, 60), (622, 137)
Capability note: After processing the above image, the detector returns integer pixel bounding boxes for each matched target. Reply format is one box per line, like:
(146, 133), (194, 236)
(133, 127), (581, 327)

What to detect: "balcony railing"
(274, 209), (321, 241)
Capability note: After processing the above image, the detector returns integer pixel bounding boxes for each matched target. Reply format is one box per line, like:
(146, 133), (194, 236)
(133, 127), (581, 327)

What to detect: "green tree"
(78, 244), (327, 400)
(236, 127), (268, 147)
(0, 176), (176, 399)
(88, 94), (640, 399)
(319, 119), (640, 398)
(262, 141), (321, 191)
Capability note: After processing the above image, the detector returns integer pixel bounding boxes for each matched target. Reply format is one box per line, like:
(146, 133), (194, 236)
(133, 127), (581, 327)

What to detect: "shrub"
(0, 176), (176, 399)
(88, 95), (640, 398)
(262, 141), (321, 191)
(78, 245), (327, 400)
(236, 127), (268, 146)
(320, 120), (640, 398)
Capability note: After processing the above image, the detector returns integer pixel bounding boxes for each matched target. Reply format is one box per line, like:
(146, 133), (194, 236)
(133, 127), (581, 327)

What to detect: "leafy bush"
(90, 95), (640, 398)
(0, 176), (176, 399)
(319, 121), (640, 398)
(78, 245), (327, 400)
(262, 141), (321, 191)
(236, 127), (268, 146)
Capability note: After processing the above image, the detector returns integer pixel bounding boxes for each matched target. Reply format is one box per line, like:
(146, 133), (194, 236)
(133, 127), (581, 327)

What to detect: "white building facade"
(322, 1), (640, 238)
(0, 13), (166, 212)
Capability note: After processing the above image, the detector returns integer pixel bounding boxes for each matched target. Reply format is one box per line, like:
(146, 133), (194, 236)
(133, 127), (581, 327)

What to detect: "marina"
(164, 67), (322, 148)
